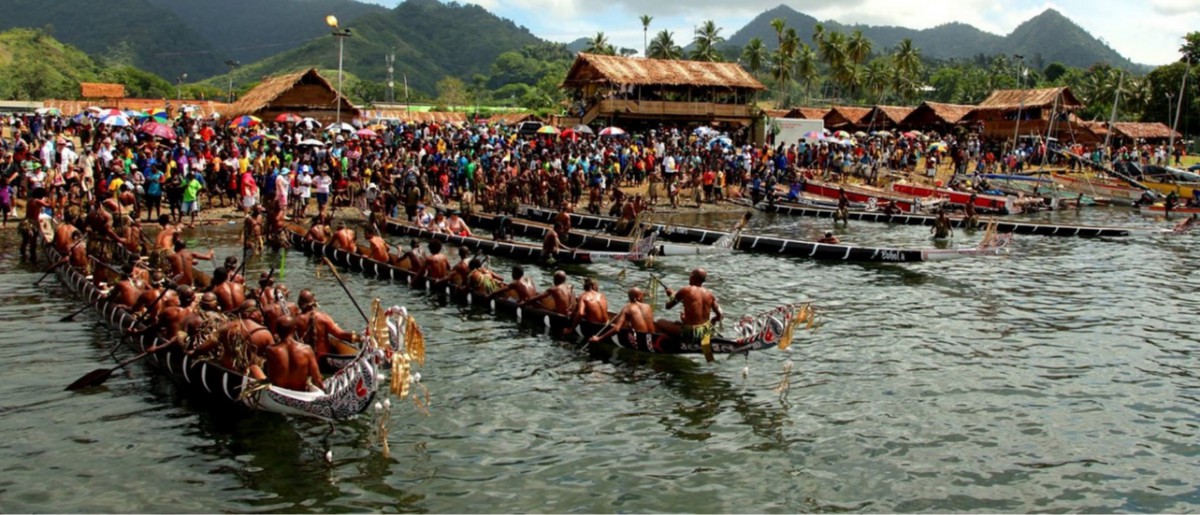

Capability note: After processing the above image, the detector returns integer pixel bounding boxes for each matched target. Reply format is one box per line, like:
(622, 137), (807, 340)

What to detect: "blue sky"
(363, 0), (1197, 65)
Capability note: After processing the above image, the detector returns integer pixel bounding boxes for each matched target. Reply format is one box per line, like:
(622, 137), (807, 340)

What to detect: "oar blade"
(65, 367), (114, 391)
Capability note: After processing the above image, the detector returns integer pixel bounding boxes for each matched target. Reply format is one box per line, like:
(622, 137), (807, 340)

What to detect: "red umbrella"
(559, 128), (578, 142)
(140, 121), (176, 140)
(275, 113), (303, 123)
(356, 128), (378, 138)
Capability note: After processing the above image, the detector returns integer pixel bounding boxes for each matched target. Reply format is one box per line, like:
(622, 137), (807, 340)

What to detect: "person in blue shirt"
(144, 165), (164, 221)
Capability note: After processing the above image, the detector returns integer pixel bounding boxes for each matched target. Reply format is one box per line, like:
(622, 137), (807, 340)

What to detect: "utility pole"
(176, 73), (188, 103)
(386, 50), (396, 104)
(326, 15), (352, 124)
(224, 60), (240, 104)
(1011, 54), (1025, 152)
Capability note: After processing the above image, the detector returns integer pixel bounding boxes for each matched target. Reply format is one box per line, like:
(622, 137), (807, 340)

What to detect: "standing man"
(181, 170), (204, 228)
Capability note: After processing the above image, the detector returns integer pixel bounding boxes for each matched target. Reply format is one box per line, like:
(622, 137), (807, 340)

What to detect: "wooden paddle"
(59, 295), (107, 322)
(322, 256), (370, 326)
(65, 350), (152, 390)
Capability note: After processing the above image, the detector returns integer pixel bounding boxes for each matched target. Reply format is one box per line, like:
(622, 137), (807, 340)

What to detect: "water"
(1, 207), (1197, 513)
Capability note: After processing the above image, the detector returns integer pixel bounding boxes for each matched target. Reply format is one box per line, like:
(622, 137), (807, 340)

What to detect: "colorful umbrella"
(35, 107), (61, 116)
(146, 108), (170, 124)
(559, 128), (577, 141)
(901, 131), (919, 139)
(99, 113), (131, 127)
(275, 113), (303, 123)
(599, 126), (626, 137)
(803, 131), (825, 141)
(834, 130), (851, 139)
(356, 128), (378, 138)
(298, 139), (326, 147)
(537, 125), (560, 134)
(125, 109), (148, 119)
(94, 108), (123, 119)
(708, 136), (733, 148)
(573, 124), (594, 135)
(230, 115), (262, 128)
(929, 142), (948, 153)
(300, 117), (321, 128)
(140, 121), (176, 140)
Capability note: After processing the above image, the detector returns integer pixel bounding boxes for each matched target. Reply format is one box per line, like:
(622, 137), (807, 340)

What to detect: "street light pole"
(326, 15), (352, 124)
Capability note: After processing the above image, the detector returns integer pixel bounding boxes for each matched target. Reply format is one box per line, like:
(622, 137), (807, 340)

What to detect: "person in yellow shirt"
(109, 174), (126, 200)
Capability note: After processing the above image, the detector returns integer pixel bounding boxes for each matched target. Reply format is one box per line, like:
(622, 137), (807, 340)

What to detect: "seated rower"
(466, 257), (505, 294)
(53, 222), (80, 256)
(446, 247), (472, 286)
(655, 268), (723, 345)
(131, 271), (174, 318)
(573, 277), (609, 329)
(332, 223), (357, 253)
(305, 216), (332, 243)
(222, 256), (245, 285)
(47, 229), (88, 272)
(261, 315), (325, 392)
(590, 287), (656, 346)
(365, 225), (390, 262)
(817, 231), (840, 244)
(487, 265), (538, 302)
(932, 210), (953, 239)
(294, 289), (362, 358)
(190, 300), (272, 373)
(418, 240), (450, 284)
(260, 284), (296, 333)
(137, 286), (200, 353)
(210, 266), (246, 313)
(109, 262), (146, 310)
(391, 238), (424, 272)
(519, 270), (574, 315)
(168, 239), (214, 287)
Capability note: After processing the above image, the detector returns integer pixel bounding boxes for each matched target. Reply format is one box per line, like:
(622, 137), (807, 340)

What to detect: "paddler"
(190, 300), (272, 373)
(84, 198), (127, 273)
(964, 193), (979, 229)
(572, 277), (609, 329)
(487, 265), (538, 302)
(210, 266), (246, 312)
(446, 247), (472, 286)
(331, 222), (357, 253)
(363, 225), (390, 262)
(304, 215), (332, 243)
(108, 261), (146, 310)
(20, 188), (52, 262)
(131, 270), (173, 319)
(417, 240), (449, 284)
(466, 257), (505, 294)
(294, 289), (362, 358)
(655, 268), (723, 346)
(167, 239), (214, 287)
(261, 315), (325, 392)
(519, 270), (574, 315)
(932, 209), (953, 239)
(590, 287), (656, 346)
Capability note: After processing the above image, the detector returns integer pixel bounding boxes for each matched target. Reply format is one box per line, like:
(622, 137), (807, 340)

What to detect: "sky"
(363, 0), (1198, 65)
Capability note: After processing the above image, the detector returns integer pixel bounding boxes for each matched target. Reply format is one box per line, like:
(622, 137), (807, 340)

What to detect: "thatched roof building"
(220, 68), (358, 124)
(362, 109), (469, 124)
(1109, 122), (1181, 143)
(562, 53), (764, 91)
(780, 107), (829, 119)
(901, 102), (975, 129)
(823, 106), (871, 129)
(860, 105), (914, 130)
(975, 87), (1083, 110)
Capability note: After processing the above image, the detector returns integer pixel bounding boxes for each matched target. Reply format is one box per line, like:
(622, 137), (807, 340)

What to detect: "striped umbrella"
(598, 126), (626, 137)
(537, 125), (560, 134)
(146, 108), (170, 124)
(100, 113), (131, 127)
(94, 108), (123, 119)
(803, 130), (825, 141)
(229, 115), (262, 128)
(140, 121), (176, 140)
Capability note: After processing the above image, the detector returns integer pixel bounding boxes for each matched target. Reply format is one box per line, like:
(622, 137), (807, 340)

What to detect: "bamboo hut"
(823, 106), (871, 130)
(220, 68), (358, 124)
(859, 105), (914, 131)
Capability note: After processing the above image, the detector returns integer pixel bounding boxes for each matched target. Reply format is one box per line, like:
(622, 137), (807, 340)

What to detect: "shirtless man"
(655, 268), (723, 346)
(243, 207), (264, 253)
(487, 265), (538, 302)
(209, 266), (246, 312)
(222, 256), (246, 285)
(445, 210), (472, 237)
(168, 239), (214, 287)
(262, 315), (325, 391)
(131, 271), (174, 319)
(466, 257), (505, 294)
(964, 194), (979, 229)
(331, 223), (357, 253)
(117, 216), (144, 255)
(836, 188), (850, 223)
(52, 222), (81, 256)
(572, 277), (609, 329)
(48, 229), (89, 272)
(294, 289), (361, 358)
(190, 302), (273, 372)
(418, 240), (450, 284)
(553, 202), (573, 236)
(391, 238), (424, 273)
(108, 262), (145, 310)
(591, 287), (656, 345)
(932, 210), (953, 239)
(137, 287), (201, 353)
(520, 270), (574, 315)
(364, 225), (390, 262)
(304, 216), (332, 243)
(541, 229), (565, 263)
(20, 188), (52, 261)
(446, 247), (472, 286)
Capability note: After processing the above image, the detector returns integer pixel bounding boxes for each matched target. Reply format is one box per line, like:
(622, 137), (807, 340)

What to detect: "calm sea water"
(0, 207), (1197, 513)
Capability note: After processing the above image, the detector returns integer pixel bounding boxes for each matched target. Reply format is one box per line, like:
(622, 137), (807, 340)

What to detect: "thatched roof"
(861, 105), (914, 126)
(220, 68), (356, 118)
(42, 99), (227, 118)
(80, 83), (125, 99)
(364, 110), (468, 124)
(763, 109), (790, 118)
(977, 87), (1082, 110)
(562, 53), (765, 90)
(782, 107), (829, 119)
(1110, 122), (1181, 141)
(823, 105), (871, 128)
(902, 101), (975, 127)
(487, 112), (540, 125)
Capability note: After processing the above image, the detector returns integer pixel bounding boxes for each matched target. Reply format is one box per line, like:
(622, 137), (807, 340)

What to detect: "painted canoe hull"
(890, 182), (1014, 214)
(1050, 174), (1144, 205)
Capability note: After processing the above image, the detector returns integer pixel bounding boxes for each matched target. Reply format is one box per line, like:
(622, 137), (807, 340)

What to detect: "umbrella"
(573, 124), (594, 135)
(300, 117), (321, 128)
(559, 128), (577, 140)
(35, 107), (61, 116)
(250, 134), (281, 143)
(86, 106), (103, 114)
(140, 121), (176, 140)
(326, 122), (354, 133)
(99, 114), (131, 127)
(802, 131), (825, 141)
(929, 142), (948, 153)
(146, 108), (170, 124)
(94, 108), (123, 119)
(298, 139), (326, 147)
(275, 113), (303, 123)
(694, 126), (717, 136)
(537, 125), (560, 134)
(356, 128), (378, 138)
(901, 131), (919, 139)
(599, 126), (626, 137)
(230, 115), (262, 128)
(125, 109), (148, 119)
(708, 136), (733, 148)
(834, 130), (851, 139)
(853, 131), (868, 138)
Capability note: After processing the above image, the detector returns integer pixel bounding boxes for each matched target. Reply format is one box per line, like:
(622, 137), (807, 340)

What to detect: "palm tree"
(892, 38), (921, 77)
(742, 38), (768, 74)
(770, 18), (787, 47)
(820, 31), (848, 99)
(640, 15), (653, 57)
(584, 32), (615, 55)
(795, 43), (819, 104)
(863, 58), (891, 102)
(648, 30), (682, 60)
(812, 22), (825, 49)
(847, 29), (872, 67)
(691, 20), (725, 62)
(770, 48), (793, 108)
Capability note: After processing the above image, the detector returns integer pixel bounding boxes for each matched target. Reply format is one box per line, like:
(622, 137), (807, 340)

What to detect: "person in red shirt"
(701, 169), (716, 203)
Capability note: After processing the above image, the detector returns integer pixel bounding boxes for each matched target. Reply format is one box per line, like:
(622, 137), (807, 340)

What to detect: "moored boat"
(1138, 204), (1200, 217)
(1050, 174), (1145, 205)
(803, 178), (938, 213)
(890, 181), (1015, 214)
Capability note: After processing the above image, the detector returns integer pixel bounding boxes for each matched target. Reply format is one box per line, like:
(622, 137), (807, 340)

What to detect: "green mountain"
(204, 0), (543, 96)
(143, 0), (387, 66)
(722, 5), (1141, 70)
(0, 28), (176, 100)
(0, 0), (224, 78)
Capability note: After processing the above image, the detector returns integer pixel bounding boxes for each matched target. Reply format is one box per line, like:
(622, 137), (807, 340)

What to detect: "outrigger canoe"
(284, 224), (805, 356)
(1139, 204), (1200, 217)
(42, 222), (387, 422)
(464, 211), (731, 255)
(890, 181), (1015, 214)
(506, 206), (1004, 263)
